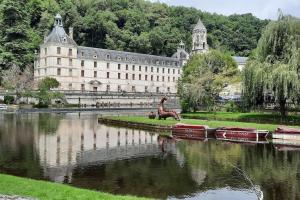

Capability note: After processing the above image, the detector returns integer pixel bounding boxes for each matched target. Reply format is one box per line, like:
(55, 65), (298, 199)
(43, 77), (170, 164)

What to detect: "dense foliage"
(34, 77), (64, 107)
(0, 0), (268, 71)
(178, 50), (239, 112)
(242, 13), (300, 116)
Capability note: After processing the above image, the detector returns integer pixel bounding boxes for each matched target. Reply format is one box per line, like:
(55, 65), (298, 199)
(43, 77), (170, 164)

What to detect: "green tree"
(0, 0), (36, 70)
(38, 76), (59, 90)
(242, 14), (300, 116)
(35, 77), (64, 107)
(0, 0), (270, 72)
(178, 50), (238, 112)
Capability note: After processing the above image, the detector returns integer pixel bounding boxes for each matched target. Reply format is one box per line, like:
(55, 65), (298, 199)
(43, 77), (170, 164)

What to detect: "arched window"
(106, 54), (110, 60)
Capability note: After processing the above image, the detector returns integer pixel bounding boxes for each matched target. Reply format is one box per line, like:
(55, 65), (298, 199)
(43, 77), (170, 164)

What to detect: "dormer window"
(106, 54), (110, 60)
(62, 36), (67, 43)
(93, 54), (97, 59)
(81, 52), (84, 57)
(118, 56), (121, 61)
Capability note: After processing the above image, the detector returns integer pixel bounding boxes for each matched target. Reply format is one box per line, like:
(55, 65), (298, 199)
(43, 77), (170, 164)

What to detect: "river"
(0, 113), (299, 200)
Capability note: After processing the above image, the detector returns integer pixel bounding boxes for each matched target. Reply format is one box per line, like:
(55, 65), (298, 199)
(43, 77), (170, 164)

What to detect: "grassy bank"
(104, 116), (299, 132)
(0, 174), (149, 200)
(181, 112), (300, 125)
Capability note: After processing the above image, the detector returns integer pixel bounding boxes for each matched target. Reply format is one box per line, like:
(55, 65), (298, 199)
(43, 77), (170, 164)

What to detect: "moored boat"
(272, 138), (300, 151)
(215, 127), (269, 140)
(272, 127), (300, 140)
(171, 123), (216, 139)
(0, 104), (7, 110)
(216, 137), (268, 145)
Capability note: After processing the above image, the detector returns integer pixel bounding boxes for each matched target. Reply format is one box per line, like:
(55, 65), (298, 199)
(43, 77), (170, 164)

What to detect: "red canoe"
(171, 123), (216, 139)
(215, 127), (269, 140)
(216, 137), (268, 145)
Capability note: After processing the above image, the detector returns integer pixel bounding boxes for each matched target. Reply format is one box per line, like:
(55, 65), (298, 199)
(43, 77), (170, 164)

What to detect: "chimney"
(69, 27), (73, 39)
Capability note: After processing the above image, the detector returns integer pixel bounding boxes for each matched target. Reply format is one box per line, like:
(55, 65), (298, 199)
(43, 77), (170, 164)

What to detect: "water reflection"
(0, 113), (300, 200)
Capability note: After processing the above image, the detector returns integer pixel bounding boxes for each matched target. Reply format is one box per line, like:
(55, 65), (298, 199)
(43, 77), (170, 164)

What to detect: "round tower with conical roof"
(192, 18), (209, 54)
(34, 14), (78, 90)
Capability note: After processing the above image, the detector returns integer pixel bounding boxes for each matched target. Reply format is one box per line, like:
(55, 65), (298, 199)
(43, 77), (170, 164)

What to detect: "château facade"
(34, 14), (191, 94)
(34, 14), (245, 95)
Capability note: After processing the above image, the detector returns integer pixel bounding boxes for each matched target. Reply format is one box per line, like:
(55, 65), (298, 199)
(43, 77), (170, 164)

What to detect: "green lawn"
(106, 116), (299, 132)
(181, 111), (300, 125)
(0, 174), (149, 200)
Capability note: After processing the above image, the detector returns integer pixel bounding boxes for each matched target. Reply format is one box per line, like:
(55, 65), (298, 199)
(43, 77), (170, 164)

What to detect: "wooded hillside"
(0, 0), (269, 70)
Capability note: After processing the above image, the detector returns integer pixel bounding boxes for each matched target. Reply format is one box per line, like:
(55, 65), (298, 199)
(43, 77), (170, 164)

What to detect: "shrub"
(223, 100), (239, 112)
(4, 95), (14, 104)
(33, 103), (49, 108)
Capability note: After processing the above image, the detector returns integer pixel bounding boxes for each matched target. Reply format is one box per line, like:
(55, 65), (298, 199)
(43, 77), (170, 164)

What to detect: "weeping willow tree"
(243, 12), (300, 116)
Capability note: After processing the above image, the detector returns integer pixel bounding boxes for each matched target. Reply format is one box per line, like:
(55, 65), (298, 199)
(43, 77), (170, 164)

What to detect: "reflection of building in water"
(35, 116), (175, 183)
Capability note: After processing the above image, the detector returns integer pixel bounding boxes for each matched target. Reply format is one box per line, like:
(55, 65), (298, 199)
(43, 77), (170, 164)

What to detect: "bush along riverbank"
(0, 174), (149, 200)
(181, 112), (300, 125)
(98, 116), (300, 132)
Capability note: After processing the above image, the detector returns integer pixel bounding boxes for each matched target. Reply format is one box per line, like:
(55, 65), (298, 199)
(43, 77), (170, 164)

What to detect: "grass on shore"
(181, 111), (300, 125)
(0, 174), (149, 200)
(106, 116), (299, 131)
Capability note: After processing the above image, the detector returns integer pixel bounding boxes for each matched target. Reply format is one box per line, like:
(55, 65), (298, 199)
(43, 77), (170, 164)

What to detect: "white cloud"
(149, 0), (300, 19)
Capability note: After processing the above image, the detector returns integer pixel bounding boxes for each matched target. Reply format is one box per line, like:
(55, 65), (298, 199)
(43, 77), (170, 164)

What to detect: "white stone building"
(34, 14), (189, 94)
(33, 14), (246, 97)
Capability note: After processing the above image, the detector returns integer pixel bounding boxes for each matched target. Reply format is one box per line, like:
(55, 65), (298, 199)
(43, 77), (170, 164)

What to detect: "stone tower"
(192, 18), (209, 54)
(35, 14), (78, 90)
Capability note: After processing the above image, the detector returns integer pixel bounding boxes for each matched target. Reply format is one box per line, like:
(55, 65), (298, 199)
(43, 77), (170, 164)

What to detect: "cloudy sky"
(150, 0), (300, 20)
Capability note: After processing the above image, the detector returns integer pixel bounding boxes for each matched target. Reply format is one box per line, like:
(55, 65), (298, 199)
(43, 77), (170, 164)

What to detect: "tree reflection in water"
(0, 113), (300, 200)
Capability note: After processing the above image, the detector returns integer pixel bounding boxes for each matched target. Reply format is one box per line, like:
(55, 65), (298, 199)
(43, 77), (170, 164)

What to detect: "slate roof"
(194, 19), (206, 30)
(172, 49), (189, 60)
(77, 46), (181, 67)
(44, 14), (77, 46)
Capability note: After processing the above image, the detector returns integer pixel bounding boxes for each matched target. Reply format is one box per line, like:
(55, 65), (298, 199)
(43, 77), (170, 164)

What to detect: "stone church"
(34, 14), (211, 94)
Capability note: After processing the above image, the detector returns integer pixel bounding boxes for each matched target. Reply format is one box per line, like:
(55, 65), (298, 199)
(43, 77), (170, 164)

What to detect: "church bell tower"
(192, 18), (209, 54)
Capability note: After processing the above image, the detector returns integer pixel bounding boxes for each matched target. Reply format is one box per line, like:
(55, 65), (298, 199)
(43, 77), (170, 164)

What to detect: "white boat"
(272, 127), (300, 140)
(0, 104), (8, 110)
(272, 139), (300, 151)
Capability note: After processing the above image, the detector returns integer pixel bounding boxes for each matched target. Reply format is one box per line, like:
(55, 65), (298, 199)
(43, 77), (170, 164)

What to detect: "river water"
(0, 113), (299, 200)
